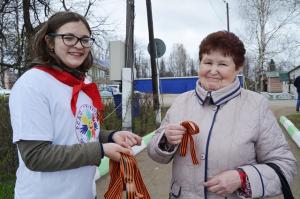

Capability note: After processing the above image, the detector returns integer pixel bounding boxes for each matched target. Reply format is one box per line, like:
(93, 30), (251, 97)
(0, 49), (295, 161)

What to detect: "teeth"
(69, 52), (82, 56)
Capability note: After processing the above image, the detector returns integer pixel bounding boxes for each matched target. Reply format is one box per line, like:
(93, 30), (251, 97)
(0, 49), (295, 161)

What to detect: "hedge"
(0, 96), (17, 199)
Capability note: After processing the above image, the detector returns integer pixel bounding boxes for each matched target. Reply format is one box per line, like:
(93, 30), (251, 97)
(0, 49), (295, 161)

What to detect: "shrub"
(0, 174), (15, 199)
(102, 101), (122, 131)
(0, 96), (16, 199)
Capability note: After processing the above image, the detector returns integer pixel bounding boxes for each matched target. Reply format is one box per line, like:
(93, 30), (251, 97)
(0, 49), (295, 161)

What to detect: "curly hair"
(31, 11), (93, 74)
(199, 31), (245, 69)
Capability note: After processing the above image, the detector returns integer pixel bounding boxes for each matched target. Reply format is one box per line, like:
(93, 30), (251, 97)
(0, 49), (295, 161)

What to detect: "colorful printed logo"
(75, 104), (100, 143)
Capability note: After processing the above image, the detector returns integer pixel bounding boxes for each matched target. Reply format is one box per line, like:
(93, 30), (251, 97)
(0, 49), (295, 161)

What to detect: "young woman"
(9, 11), (141, 199)
(147, 31), (297, 199)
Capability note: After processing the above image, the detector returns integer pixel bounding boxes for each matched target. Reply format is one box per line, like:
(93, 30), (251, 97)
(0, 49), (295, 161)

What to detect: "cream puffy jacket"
(147, 78), (297, 199)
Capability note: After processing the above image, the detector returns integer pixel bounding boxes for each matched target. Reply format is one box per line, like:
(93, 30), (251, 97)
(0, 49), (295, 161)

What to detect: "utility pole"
(146, 0), (161, 126)
(223, 0), (230, 32)
(125, 0), (134, 69)
(122, 0), (135, 130)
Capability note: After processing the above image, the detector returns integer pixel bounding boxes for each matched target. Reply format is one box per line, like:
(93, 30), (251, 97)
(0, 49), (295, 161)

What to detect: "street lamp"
(223, 0), (230, 32)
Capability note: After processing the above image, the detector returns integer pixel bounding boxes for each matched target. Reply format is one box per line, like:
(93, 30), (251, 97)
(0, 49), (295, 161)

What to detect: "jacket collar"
(195, 77), (241, 106)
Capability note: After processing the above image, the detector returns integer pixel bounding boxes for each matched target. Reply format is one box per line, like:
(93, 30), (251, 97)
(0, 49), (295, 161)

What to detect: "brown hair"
(32, 11), (93, 74)
(199, 31), (245, 69)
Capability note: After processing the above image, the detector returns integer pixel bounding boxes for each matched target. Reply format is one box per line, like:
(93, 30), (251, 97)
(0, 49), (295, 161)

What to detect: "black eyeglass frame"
(48, 33), (95, 48)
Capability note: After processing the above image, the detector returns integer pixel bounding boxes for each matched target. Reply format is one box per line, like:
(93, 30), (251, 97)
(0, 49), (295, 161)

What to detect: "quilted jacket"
(147, 78), (297, 199)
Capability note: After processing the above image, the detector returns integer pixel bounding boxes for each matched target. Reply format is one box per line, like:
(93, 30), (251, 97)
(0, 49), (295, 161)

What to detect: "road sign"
(147, 38), (166, 58)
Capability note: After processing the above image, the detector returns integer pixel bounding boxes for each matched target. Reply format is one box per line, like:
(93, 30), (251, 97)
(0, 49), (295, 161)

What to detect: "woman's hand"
(164, 123), (186, 145)
(103, 143), (133, 162)
(112, 131), (142, 149)
(203, 170), (241, 197)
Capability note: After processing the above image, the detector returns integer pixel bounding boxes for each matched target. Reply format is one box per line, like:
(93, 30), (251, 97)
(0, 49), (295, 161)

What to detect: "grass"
(286, 114), (300, 130)
(0, 174), (15, 199)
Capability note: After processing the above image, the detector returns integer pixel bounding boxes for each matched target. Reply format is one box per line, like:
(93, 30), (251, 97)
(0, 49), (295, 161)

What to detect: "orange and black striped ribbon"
(180, 121), (200, 165)
(104, 153), (151, 199)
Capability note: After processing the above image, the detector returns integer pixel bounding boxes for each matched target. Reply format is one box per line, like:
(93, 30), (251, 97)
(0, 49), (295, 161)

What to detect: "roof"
(288, 65), (300, 74)
(279, 72), (289, 81)
(265, 71), (279, 77)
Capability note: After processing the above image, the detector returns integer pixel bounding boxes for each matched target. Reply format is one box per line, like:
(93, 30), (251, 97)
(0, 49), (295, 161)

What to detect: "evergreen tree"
(268, 59), (276, 71)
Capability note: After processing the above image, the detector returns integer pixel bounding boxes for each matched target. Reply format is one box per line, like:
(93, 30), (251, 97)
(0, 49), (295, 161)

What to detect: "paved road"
(96, 99), (300, 199)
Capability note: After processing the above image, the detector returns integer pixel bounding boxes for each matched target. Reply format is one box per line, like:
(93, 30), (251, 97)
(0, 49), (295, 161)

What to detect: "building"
(264, 71), (283, 93)
(257, 70), (293, 93)
(87, 60), (111, 91)
(1, 62), (113, 90)
(287, 65), (300, 96)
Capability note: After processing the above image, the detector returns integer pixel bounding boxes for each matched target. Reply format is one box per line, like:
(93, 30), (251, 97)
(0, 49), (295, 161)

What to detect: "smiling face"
(199, 50), (241, 91)
(46, 21), (91, 69)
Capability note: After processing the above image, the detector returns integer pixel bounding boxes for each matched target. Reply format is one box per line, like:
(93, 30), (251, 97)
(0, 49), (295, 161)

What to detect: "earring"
(50, 48), (55, 53)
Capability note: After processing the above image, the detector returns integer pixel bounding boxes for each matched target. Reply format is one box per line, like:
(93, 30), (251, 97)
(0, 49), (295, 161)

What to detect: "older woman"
(147, 31), (297, 199)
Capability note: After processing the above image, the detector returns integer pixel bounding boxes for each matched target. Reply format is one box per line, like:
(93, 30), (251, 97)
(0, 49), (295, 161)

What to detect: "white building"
(287, 66), (300, 97)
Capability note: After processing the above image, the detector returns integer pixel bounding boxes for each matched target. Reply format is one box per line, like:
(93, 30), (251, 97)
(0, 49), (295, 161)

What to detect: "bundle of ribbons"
(104, 153), (151, 199)
(180, 121), (200, 165)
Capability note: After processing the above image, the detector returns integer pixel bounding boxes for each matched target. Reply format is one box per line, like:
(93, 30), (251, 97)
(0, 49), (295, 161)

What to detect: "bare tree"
(239, 0), (300, 90)
(133, 40), (150, 78)
(0, 0), (108, 81)
(188, 58), (198, 76)
(243, 56), (251, 79)
(135, 48), (145, 78)
(168, 43), (188, 77)
(0, 0), (21, 85)
(268, 59), (276, 71)
(158, 58), (166, 77)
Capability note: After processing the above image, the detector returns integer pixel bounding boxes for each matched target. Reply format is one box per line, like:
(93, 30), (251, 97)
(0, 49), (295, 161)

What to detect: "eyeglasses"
(48, 33), (95, 48)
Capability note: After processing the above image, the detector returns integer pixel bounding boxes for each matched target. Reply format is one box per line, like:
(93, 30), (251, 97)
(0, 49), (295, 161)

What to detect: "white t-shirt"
(9, 68), (100, 199)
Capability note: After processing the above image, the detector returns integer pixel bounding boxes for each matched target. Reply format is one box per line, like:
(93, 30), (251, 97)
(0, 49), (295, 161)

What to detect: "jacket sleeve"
(147, 107), (179, 164)
(294, 76), (300, 87)
(17, 140), (103, 172)
(17, 130), (116, 172)
(99, 129), (116, 143)
(239, 98), (297, 198)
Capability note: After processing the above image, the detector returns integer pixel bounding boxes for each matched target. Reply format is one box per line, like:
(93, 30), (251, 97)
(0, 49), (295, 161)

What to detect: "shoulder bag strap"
(266, 162), (294, 199)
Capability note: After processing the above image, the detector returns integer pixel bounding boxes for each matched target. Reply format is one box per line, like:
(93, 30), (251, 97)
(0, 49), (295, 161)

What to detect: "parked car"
(0, 87), (11, 96)
(107, 84), (120, 95)
(100, 90), (113, 97)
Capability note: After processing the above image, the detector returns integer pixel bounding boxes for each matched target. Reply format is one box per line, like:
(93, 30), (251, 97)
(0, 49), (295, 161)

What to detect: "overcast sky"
(96, 0), (243, 60)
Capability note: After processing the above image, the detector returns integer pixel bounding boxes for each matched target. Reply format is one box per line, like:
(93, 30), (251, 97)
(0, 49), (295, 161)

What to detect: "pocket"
(169, 182), (181, 199)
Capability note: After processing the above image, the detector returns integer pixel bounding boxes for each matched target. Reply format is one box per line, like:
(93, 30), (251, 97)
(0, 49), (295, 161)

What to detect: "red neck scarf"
(35, 66), (104, 120)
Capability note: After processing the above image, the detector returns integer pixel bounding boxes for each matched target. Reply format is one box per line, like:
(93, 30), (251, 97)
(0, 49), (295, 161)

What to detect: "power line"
(208, 0), (226, 26)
